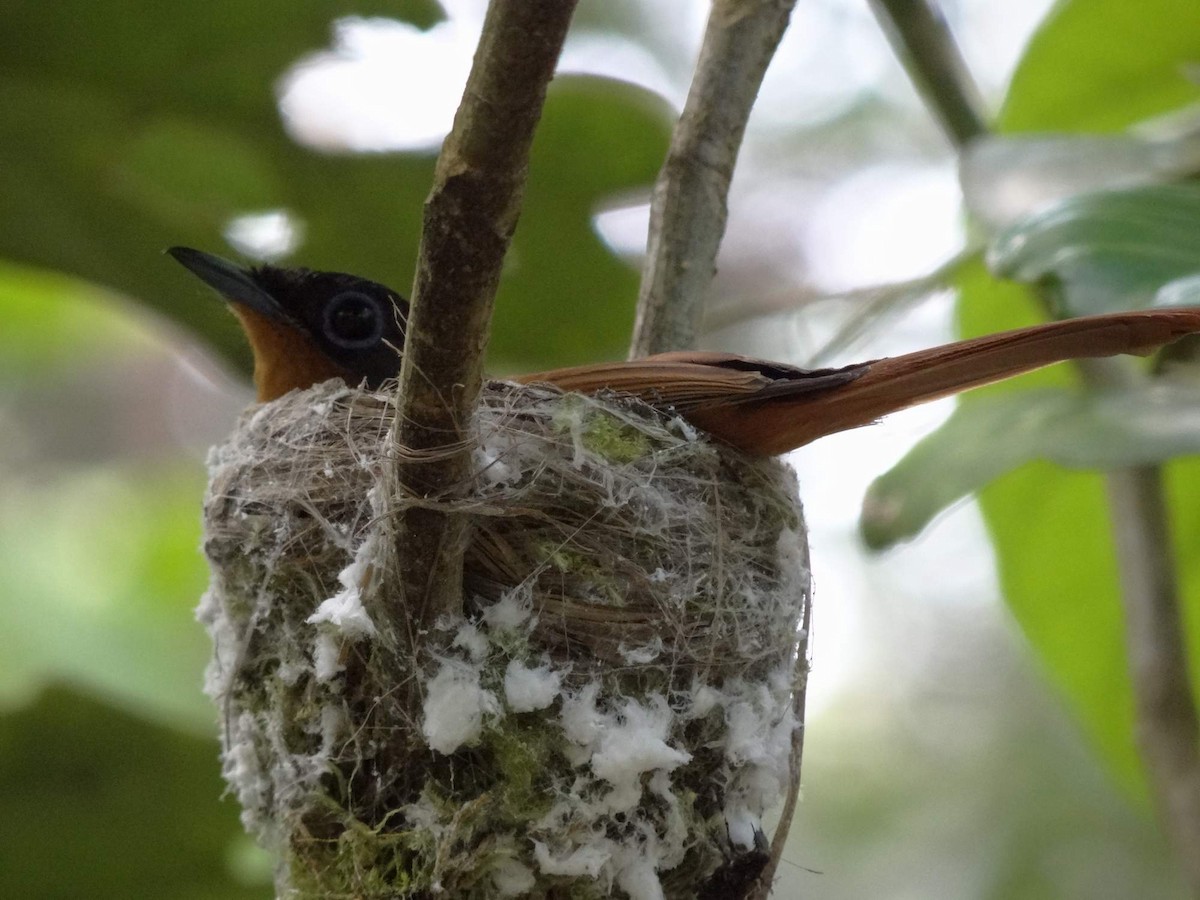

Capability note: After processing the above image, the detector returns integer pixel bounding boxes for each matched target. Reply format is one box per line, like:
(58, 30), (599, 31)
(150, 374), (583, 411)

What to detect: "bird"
(168, 246), (1200, 457)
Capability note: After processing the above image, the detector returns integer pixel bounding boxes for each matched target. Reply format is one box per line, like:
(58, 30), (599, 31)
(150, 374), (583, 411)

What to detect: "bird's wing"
(515, 353), (868, 411)
(513, 308), (1200, 456)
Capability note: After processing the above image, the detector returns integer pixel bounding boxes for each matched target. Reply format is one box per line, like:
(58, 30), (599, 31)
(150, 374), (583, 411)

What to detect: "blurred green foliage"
(0, 0), (670, 374)
(0, 462), (213, 727)
(956, 0), (1200, 793)
(1, 0), (435, 371)
(0, 688), (264, 900)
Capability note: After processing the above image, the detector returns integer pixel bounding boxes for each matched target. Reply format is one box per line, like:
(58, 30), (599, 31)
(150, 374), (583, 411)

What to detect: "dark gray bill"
(167, 246), (284, 319)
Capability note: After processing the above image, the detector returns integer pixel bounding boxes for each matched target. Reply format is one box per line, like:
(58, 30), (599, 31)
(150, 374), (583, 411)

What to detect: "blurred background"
(3, 0), (1199, 896)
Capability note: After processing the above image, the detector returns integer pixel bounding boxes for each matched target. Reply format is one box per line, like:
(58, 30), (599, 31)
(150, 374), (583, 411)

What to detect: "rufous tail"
(686, 308), (1200, 455)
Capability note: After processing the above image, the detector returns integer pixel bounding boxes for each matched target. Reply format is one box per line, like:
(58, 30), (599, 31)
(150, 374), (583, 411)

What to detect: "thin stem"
(867, 0), (987, 147)
(389, 0), (579, 627)
(630, 0), (797, 358)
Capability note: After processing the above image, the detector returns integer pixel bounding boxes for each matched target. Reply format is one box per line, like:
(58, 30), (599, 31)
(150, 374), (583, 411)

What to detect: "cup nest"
(201, 378), (811, 900)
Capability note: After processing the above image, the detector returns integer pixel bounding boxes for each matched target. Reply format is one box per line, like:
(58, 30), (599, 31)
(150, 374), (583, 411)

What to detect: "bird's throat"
(231, 306), (351, 402)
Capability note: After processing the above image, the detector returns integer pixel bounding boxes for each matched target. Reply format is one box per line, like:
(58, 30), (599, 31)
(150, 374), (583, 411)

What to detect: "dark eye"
(323, 291), (383, 349)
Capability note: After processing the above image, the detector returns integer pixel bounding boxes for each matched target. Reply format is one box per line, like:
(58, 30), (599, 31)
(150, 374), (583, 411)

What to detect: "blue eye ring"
(323, 291), (384, 349)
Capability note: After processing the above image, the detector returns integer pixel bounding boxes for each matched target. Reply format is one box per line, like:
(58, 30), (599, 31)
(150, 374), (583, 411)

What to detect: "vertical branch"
(389, 0), (579, 627)
(875, 2), (1200, 886)
(630, 0), (797, 358)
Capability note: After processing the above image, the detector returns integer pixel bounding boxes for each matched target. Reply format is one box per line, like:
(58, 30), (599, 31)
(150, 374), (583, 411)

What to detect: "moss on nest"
(200, 379), (811, 899)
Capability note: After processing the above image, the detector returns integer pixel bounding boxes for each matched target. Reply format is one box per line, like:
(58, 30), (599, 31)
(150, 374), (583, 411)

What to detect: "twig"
(389, 0), (579, 626)
(630, 0), (797, 358)
(875, 1), (1200, 886)
(867, 0), (987, 146)
(1107, 467), (1200, 891)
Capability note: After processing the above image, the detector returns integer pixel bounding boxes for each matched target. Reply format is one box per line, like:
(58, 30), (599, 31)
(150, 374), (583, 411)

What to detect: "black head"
(168, 247), (408, 390)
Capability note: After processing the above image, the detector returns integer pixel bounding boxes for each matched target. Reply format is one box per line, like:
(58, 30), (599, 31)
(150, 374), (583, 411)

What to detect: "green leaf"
(988, 184), (1200, 316)
(862, 383), (1200, 549)
(0, 1), (671, 373)
(998, 0), (1200, 133)
(953, 260), (1159, 793)
(950, 0), (1200, 793)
